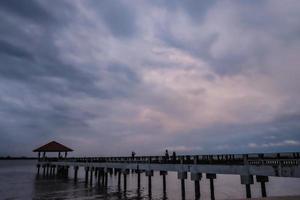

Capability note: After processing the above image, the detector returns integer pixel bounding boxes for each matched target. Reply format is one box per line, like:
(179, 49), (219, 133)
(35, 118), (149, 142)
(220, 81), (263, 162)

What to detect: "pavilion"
(33, 141), (73, 160)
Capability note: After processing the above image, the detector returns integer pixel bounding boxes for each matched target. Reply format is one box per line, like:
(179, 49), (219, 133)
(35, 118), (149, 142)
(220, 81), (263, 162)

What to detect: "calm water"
(1, 160), (300, 200)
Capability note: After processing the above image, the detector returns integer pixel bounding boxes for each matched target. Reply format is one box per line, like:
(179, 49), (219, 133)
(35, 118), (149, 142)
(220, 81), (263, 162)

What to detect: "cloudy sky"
(0, 0), (300, 156)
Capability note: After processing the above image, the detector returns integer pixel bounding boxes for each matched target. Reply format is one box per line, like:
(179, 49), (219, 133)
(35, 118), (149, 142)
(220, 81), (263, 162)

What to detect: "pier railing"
(41, 152), (300, 166)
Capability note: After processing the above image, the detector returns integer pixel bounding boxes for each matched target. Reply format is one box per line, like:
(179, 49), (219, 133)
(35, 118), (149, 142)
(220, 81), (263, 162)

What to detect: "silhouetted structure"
(33, 141), (73, 160)
(34, 144), (300, 200)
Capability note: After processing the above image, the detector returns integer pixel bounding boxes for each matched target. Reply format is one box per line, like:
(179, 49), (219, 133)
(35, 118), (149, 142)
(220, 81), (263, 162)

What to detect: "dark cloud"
(0, 0), (54, 24)
(0, 40), (34, 60)
(91, 0), (137, 38)
(0, 0), (300, 156)
(153, 0), (216, 22)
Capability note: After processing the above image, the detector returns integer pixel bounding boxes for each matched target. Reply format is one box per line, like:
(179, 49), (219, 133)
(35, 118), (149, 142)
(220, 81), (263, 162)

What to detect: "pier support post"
(104, 168), (108, 186)
(50, 165), (54, 177)
(64, 166), (69, 179)
(37, 164), (40, 176)
(122, 169), (129, 191)
(137, 169), (141, 189)
(42, 164), (46, 177)
(85, 167), (89, 184)
(146, 170), (154, 196)
(191, 173), (202, 199)
(46, 164), (50, 177)
(74, 166), (79, 182)
(96, 168), (101, 184)
(90, 167), (94, 185)
(178, 171), (187, 200)
(241, 175), (254, 198)
(256, 175), (269, 197)
(160, 171), (168, 194)
(206, 173), (216, 200)
(117, 169), (121, 188)
(95, 168), (98, 178)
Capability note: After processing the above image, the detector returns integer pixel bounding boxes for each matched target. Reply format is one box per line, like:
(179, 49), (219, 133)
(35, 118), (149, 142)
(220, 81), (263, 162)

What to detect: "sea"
(1, 160), (300, 200)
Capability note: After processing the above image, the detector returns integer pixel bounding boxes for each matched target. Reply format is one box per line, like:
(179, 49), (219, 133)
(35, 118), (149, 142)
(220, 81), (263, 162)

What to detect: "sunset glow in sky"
(0, 0), (300, 156)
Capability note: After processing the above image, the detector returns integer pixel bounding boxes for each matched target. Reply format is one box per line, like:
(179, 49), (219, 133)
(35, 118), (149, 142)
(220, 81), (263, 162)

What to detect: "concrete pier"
(35, 151), (300, 199)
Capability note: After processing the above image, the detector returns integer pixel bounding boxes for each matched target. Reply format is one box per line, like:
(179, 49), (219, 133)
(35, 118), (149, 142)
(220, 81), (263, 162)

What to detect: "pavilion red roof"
(33, 141), (73, 152)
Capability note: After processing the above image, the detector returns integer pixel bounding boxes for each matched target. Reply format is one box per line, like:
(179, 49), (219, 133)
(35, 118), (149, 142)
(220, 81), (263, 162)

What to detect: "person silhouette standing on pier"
(131, 151), (136, 159)
(165, 150), (169, 159)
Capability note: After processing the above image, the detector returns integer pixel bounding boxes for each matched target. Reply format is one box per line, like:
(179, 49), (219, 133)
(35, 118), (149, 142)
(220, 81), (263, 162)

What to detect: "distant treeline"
(0, 156), (37, 160)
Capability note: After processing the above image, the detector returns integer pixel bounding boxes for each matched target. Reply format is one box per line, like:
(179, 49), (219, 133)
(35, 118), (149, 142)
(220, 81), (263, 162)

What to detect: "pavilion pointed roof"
(33, 141), (73, 152)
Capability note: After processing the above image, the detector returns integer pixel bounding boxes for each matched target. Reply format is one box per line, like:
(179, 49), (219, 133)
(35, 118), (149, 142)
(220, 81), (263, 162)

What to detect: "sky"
(0, 0), (300, 157)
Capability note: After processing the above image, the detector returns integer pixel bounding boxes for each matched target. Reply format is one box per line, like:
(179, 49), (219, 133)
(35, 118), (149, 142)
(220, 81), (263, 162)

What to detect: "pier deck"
(36, 152), (300, 199)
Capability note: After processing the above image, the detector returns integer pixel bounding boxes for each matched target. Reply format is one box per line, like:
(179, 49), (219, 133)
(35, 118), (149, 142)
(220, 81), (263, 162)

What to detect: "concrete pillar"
(42, 165), (46, 177)
(95, 168), (98, 177)
(123, 169), (129, 191)
(50, 166), (54, 177)
(146, 170), (154, 196)
(64, 166), (69, 179)
(160, 171), (168, 194)
(55, 166), (59, 177)
(137, 170), (141, 189)
(74, 166), (79, 182)
(241, 175), (254, 198)
(178, 172), (187, 200)
(117, 170), (121, 188)
(97, 168), (101, 184)
(37, 164), (40, 176)
(90, 167), (94, 185)
(191, 173), (202, 199)
(85, 167), (89, 184)
(53, 166), (56, 177)
(256, 175), (269, 197)
(104, 171), (108, 186)
(206, 173), (216, 200)
(46, 164), (50, 177)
